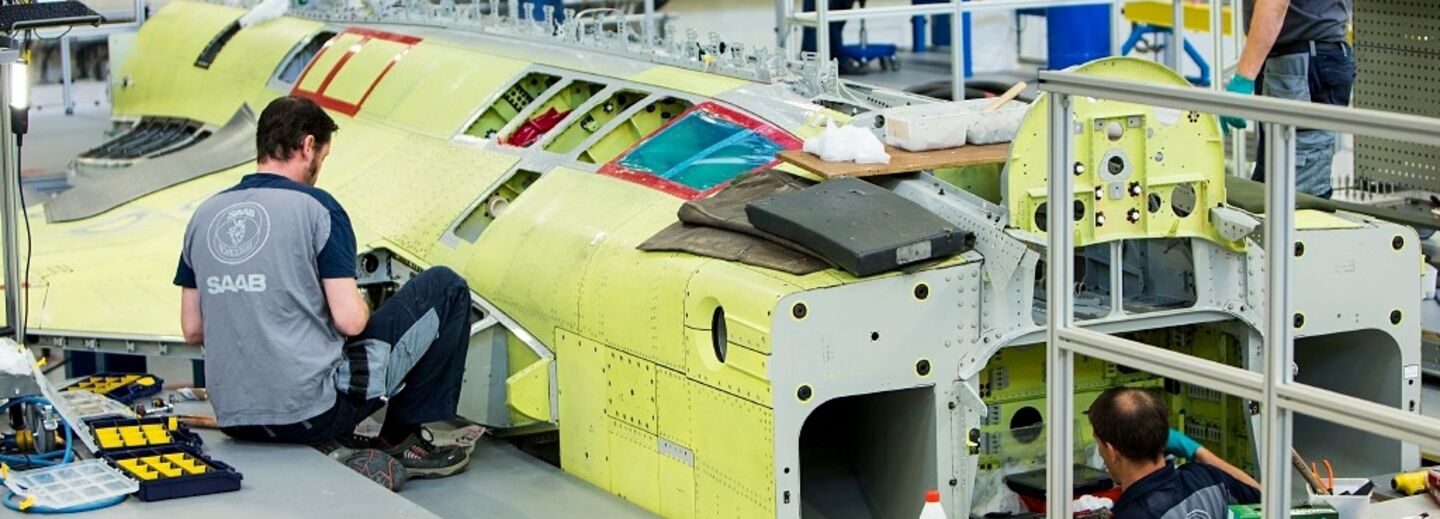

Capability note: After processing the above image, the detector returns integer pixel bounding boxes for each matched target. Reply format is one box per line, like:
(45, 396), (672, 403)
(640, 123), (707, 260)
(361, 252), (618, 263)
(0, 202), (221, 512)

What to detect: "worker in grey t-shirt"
(1222, 0), (1353, 198)
(175, 96), (471, 479)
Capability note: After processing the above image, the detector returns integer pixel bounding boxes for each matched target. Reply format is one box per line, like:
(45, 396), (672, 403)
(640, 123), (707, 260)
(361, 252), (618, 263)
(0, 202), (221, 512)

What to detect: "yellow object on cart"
(1124, 0), (1233, 34)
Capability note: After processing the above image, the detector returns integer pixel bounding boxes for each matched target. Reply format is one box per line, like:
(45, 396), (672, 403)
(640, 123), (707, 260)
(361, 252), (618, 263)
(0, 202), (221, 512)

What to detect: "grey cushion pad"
(745, 177), (970, 277)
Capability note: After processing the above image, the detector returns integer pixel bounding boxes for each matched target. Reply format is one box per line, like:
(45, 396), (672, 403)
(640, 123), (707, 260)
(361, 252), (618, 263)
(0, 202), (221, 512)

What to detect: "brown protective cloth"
(639, 170), (833, 275)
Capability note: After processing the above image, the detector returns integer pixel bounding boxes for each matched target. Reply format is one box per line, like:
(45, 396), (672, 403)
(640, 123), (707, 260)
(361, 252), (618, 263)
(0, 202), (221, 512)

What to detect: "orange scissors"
(1311, 460), (1335, 493)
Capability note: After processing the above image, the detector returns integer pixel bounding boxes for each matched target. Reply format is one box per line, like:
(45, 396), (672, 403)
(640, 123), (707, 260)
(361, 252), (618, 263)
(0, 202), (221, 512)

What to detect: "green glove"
(1167, 428), (1202, 459)
(1220, 74), (1255, 132)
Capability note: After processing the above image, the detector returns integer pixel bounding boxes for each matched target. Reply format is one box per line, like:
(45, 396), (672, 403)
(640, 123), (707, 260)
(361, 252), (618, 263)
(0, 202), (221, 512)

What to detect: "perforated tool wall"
(1354, 0), (1440, 191)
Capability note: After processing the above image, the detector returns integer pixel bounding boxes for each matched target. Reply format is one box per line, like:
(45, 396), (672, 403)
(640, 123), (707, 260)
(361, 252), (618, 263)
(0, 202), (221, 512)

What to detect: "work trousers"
(1251, 41), (1355, 199)
(222, 267), (472, 444)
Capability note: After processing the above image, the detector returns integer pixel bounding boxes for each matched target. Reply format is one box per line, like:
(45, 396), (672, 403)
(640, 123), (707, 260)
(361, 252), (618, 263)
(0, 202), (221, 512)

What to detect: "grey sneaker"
(377, 429), (470, 478)
(342, 449), (409, 491)
(313, 438), (410, 491)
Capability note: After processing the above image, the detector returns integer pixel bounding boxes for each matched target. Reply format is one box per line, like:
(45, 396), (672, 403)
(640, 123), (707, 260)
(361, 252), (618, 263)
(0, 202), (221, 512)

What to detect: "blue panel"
(1046, 5), (1112, 69)
(618, 110), (783, 192)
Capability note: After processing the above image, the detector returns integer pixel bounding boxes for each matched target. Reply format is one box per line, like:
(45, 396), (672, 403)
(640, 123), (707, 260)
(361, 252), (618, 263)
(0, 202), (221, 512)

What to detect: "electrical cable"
(0, 453), (54, 468)
(28, 27), (72, 42)
(16, 145), (29, 341)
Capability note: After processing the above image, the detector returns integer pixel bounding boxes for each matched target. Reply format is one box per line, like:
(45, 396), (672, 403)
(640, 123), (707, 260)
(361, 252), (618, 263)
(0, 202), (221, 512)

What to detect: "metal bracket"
(657, 437), (694, 466)
(1210, 206), (1260, 242)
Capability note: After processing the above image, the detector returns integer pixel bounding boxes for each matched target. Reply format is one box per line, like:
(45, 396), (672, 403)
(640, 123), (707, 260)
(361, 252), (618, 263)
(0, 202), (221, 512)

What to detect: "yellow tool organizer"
(62, 373), (163, 404)
(92, 419), (178, 451)
(89, 417), (243, 501)
(115, 453), (210, 480)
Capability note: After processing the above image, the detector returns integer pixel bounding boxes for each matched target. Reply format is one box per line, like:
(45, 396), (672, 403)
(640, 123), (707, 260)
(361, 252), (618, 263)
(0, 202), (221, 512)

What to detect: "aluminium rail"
(1039, 69), (1440, 517)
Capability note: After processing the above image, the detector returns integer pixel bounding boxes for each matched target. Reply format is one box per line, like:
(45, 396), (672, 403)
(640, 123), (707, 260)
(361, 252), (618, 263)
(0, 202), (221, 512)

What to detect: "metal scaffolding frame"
(1039, 70), (1440, 517)
(55, 0), (147, 115)
(777, 0), (1239, 102)
(778, 0), (1116, 102)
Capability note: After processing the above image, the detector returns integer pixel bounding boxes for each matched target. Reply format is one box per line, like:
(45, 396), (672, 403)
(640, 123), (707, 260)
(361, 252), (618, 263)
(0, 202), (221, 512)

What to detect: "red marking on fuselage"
(291, 28), (422, 116)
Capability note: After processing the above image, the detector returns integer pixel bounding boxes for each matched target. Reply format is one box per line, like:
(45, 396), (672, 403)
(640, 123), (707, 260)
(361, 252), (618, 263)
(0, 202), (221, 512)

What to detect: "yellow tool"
(1394, 469), (1429, 496)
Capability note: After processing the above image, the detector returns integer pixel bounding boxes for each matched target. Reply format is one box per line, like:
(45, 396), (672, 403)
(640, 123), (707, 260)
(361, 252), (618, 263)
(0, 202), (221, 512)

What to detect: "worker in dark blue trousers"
(1221, 0), (1352, 198)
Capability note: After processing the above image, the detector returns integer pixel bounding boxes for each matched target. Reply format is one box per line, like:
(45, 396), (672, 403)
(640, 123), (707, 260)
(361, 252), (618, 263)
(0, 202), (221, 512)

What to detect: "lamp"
(9, 59), (27, 139)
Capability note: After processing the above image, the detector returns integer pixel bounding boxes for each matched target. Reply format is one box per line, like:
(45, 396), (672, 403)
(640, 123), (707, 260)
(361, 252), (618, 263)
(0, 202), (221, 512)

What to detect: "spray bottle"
(919, 489), (946, 519)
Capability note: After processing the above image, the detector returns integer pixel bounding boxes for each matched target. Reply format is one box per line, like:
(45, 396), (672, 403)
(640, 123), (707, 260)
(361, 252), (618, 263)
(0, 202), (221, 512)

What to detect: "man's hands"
(1166, 428), (1203, 459)
(1220, 74), (1256, 132)
(322, 277), (370, 337)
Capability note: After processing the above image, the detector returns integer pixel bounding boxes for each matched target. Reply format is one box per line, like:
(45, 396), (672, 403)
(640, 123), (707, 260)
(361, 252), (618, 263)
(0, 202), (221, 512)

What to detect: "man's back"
(1113, 462), (1263, 519)
(1244, 0), (1351, 46)
(176, 173), (355, 427)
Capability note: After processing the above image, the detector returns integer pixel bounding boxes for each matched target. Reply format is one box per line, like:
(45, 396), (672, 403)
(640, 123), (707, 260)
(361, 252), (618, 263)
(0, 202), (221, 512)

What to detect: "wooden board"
(777, 143), (1010, 179)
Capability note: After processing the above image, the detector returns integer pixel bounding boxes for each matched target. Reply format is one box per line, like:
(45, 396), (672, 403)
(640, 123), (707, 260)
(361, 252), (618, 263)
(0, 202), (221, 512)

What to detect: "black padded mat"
(745, 178), (970, 277)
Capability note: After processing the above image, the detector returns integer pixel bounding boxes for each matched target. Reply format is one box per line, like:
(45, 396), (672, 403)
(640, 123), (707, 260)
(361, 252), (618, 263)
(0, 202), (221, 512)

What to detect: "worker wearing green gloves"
(1090, 387), (1261, 518)
(1222, 0), (1353, 198)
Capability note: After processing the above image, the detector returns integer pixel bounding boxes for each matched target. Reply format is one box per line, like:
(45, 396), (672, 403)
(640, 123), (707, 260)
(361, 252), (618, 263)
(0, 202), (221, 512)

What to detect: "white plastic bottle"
(919, 489), (946, 519)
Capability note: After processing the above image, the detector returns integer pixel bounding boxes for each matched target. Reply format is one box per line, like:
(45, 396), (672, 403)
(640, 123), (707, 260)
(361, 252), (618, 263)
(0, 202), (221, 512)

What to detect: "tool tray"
(62, 372), (163, 404)
(102, 444), (242, 501)
(86, 416), (203, 452)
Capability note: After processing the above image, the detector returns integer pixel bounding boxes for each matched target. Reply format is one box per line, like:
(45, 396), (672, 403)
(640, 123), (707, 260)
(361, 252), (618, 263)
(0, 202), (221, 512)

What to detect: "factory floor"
(84, 401), (651, 519)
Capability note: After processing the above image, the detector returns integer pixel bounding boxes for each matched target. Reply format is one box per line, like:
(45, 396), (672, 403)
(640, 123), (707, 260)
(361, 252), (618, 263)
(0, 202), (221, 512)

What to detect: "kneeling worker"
(175, 96), (472, 477)
(1089, 387), (1261, 518)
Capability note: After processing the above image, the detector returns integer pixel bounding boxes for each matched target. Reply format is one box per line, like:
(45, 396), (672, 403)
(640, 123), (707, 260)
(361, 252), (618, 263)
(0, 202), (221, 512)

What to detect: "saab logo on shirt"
(206, 274), (267, 294)
(208, 202), (270, 265)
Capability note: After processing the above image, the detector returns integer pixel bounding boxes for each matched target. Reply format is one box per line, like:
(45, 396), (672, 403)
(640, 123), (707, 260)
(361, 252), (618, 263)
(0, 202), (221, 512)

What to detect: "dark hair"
(256, 96), (339, 162)
(1088, 387), (1168, 462)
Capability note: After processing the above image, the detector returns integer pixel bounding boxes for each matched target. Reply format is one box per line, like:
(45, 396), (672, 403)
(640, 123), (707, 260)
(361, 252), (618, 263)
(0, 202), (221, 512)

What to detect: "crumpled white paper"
(803, 121), (891, 165)
(1073, 494), (1115, 513)
(0, 339), (30, 377)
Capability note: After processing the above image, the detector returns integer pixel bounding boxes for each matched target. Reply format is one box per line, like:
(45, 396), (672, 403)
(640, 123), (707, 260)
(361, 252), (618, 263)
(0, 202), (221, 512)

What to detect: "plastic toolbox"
(56, 390), (136, 422)
(881, 98), (1027, 151)
(86, 416), (202, 452)
(103, 445), (242, 501)
(2, 460), (137, 510)
(62, 372), (163, 404)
